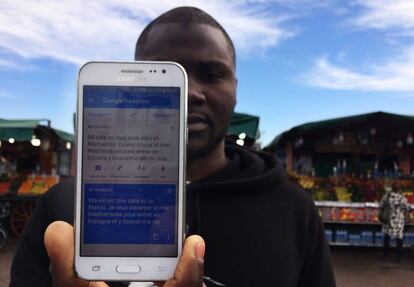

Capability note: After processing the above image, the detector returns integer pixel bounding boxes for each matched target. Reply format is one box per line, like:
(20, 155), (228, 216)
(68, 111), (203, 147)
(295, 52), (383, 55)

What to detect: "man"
(11, 7), (336, 287)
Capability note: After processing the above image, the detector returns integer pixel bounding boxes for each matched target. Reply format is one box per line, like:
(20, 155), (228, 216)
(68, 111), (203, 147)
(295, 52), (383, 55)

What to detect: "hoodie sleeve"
(9, 179), (128, 287)
(298, 203), (336, 287)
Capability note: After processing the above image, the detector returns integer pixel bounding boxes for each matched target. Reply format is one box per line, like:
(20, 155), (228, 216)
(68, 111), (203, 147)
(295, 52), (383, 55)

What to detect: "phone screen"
(80, 85), (180, 257)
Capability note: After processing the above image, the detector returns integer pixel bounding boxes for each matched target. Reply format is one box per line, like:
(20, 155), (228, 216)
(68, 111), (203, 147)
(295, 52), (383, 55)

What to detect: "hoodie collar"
(188, 143), (286, 193)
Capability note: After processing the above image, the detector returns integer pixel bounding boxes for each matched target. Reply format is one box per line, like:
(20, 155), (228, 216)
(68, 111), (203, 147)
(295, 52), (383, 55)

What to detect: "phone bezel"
(74, 61), (187, 281)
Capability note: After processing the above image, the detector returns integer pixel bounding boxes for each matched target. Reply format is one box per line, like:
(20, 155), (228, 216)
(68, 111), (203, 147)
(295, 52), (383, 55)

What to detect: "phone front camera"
(162, 69), (166, 74)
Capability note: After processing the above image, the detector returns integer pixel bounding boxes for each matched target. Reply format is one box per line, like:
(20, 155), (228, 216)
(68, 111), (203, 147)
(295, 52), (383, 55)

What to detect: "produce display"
(289, 173), (414, 204)
(290, 173), (414, 232)
(17, 175), (59, 195)
(317, 202), (414, 224)
(0, 181), (11, 194)
(320, 200), (414, 246)
(0, 174), (12, 194)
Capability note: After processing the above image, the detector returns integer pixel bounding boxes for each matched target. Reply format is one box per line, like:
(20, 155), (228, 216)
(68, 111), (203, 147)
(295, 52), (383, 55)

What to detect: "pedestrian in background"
(380, 183), (411, 262)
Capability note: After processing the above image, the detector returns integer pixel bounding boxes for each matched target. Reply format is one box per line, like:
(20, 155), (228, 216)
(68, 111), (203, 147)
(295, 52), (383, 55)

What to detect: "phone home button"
(116, 265), (141, 273)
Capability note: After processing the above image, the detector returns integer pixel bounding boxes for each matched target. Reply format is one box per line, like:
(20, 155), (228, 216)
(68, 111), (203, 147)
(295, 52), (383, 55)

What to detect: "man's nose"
(188, 78), (206, 105)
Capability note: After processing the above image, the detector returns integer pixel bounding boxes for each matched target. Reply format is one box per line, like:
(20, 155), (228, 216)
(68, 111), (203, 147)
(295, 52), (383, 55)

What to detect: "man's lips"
(188, 114), (209, 132)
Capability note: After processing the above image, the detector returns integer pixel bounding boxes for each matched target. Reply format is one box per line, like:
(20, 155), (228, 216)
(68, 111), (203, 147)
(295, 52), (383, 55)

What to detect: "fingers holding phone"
(44, 221), (109, 287)
(162, 235), (205, 287)
(44, 221), (205, 287)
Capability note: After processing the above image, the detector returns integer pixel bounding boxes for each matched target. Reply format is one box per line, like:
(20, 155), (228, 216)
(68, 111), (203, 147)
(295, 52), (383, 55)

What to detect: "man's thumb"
(44, 221), (107, 287)
(164, 235), (205, 287)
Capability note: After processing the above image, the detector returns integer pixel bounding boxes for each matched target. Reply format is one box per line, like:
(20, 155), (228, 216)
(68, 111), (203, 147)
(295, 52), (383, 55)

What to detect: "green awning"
(228, 112), (260, 139)
(266, 111), (414, 151)
(0, 119), (46, 128)
(0, 127), (35, 142)
(0, 118), (74, 143)
(0, 119), (47, 141)
(54, 129), (75, 143)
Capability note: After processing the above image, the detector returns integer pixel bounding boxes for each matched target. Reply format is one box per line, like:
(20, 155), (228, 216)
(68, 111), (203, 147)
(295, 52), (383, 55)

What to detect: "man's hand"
(44, 221), (205, 287)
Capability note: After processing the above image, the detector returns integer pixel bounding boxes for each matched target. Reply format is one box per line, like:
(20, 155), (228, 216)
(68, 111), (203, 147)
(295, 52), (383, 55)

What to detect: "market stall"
(266, 111), (414, 247)
(0, 118), (74, 239)
(227, 112), (260, 148)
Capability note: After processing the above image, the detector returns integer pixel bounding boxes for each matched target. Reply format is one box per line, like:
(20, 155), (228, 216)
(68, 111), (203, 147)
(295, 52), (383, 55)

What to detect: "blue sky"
(1, 0), (414, 146)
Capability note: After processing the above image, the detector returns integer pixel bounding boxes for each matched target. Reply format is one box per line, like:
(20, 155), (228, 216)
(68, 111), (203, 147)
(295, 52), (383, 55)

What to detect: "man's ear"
(235, 77), (238, 106)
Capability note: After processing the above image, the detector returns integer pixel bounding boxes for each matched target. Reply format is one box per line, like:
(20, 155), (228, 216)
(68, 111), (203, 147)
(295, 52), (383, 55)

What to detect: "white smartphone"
(74, 61), (187, 281)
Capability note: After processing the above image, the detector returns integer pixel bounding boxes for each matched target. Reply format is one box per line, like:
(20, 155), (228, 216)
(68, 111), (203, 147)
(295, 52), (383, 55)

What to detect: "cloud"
(302, 0), (414, 93)
(0, 0), (296, 68)
(350, 0), (414, 31)
(0, 58), (18, 69)
(303, 46), (414, 92)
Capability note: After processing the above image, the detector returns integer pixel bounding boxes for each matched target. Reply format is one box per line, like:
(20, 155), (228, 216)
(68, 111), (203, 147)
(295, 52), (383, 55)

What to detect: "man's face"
(137, 23), (237, 160)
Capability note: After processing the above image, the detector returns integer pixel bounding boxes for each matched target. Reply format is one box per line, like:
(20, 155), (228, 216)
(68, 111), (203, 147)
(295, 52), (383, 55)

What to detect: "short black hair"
(135, 6), (236, 65)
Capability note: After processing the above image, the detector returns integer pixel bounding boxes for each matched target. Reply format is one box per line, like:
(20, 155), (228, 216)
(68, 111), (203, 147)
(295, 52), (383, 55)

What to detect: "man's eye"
(203, 71), (223, 81)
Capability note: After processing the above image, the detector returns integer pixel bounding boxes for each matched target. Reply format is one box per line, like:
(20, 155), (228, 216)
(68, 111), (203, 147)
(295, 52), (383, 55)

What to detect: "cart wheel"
(10, 202), (34, 238)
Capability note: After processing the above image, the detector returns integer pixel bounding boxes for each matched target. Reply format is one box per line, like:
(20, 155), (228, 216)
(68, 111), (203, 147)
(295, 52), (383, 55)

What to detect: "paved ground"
(1, 238), (414, 287)
(331, 246), (414, 287)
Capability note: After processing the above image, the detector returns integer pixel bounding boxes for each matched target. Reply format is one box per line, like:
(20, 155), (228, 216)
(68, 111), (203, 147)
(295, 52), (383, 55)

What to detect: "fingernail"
(195, 241), (205, 263)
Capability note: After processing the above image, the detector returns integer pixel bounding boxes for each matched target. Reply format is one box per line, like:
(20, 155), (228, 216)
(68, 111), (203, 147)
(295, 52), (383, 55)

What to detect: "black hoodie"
(10, 144), (335, 287)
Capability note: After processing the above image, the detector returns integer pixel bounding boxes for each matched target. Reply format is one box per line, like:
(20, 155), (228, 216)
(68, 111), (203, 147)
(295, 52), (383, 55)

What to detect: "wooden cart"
(0, 195), (38, 238)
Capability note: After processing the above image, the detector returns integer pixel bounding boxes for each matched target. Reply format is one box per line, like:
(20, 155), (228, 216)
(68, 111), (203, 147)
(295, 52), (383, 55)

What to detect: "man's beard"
(186, 129), (227, 161)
